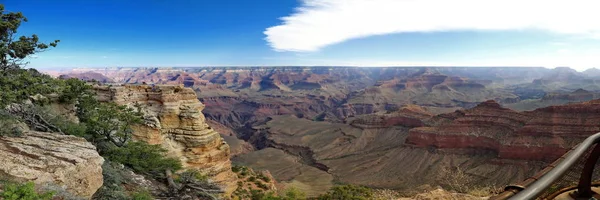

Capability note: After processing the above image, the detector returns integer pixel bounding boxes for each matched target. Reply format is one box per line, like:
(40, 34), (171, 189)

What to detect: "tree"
(58, 78), (93, 104)
(0, 4), (59, 70)
(0, 68), (60, 107)
(79, 102), (143, 148)
(104, 141), (182, 178)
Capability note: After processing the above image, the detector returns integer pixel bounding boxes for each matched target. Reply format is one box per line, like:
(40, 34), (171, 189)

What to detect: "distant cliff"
(94, 84), (238, 194)
(406, 99), (600, 162)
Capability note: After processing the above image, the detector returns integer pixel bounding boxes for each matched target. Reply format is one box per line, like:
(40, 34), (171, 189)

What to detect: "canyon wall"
(406, 100), (600, 162)
(94, 84), (238, 194)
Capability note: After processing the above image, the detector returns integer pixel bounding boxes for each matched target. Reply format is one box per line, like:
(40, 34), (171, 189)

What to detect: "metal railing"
(492, 132), (600, 199)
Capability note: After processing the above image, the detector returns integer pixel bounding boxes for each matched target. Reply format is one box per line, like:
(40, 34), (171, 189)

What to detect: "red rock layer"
(407, 99), (600, 162)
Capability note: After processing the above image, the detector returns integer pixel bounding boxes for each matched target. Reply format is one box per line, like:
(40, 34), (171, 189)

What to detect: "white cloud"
(265, 0), (600, 52)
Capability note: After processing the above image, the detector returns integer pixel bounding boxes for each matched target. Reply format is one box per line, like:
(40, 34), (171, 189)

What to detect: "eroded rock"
(0, 131), (104, 199)
(94, 84), (238, 195)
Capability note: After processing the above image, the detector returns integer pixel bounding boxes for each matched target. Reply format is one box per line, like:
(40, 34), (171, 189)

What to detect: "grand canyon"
(2, 1), (600, 199)
(46, 66), (600, 197)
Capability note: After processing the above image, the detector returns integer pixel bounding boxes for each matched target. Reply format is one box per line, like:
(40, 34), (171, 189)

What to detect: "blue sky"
(4, 0), (600, 70)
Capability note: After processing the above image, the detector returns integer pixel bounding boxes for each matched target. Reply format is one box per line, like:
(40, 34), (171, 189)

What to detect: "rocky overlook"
(93, 84), (238, 194)
(0, 131), (104, 198)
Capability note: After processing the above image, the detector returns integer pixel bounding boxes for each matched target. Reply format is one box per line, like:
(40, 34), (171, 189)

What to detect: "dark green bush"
(103, 141), (182, 179)
(258, 174), (271, 182)
(316, 185), (374, 200)
(0, 69), (60, 108)
(0, 113), (23, 137)
(130, 189), (153, 200)
(248, 176), (256, 182)
(93, 162), (128, 200)
(58, 78), (93, 104)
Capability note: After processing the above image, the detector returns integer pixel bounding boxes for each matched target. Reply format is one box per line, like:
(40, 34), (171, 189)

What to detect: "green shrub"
(130, 189), (154, 200)
(232, 165), (242, 173)
(93, 161), (128, 200)
(317, 185), (374, 200)
(0, 69), (60, 108)
(0, 113), (23, 137)
(0, 182), (55, 200)
(103, 141), (182, 179)
(49, 114), (88, 137)
(248, 176), (256, 182)
(282, 187), (306, 200)
(256, 182), (269, 190)
(58, 78), (92, 104)
(175, 170), (209, 184)
(258, 174), (271, 182)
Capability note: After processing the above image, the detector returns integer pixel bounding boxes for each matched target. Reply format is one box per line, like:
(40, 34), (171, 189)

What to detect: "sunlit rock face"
(94, 84), (238, 194)
(0, 131), (104, 199)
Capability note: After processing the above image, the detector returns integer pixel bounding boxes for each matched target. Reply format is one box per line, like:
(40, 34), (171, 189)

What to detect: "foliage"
(175, 170), (209, 184)
(53, 117), (87, 137)
(103, 141), (182, 179)
(316, 185), (374, 200)
(0, 68), (60, 107)
(93, 161), (129, 200)
(0, 111), (23, 137)
(0, 182), (55, 200)
(79, 102), (143, 149)
(130, 190), (153, 200)
(257, 173), (271, 182)
(0, 4), (59, 70)
(438, 165), (472, 193)
(281, 187), (306, 200)
(58, 78), (93, 104)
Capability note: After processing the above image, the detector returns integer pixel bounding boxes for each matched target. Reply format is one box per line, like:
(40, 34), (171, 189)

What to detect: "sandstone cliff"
(93, 84), (238, 194)
(0, 131), (104, 199)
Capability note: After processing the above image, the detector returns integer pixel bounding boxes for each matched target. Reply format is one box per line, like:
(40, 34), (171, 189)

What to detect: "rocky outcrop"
(407, 99), (600, 162)
(93, 84), (238, 194)
(0, 131), (104, 199)
(349, 104), (433, 128)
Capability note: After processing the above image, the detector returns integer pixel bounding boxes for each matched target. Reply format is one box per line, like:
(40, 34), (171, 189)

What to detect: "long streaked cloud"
(264, 0), (600, 52)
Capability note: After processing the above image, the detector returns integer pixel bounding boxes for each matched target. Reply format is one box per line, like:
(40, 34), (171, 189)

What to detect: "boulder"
(0, 131), (104, 199)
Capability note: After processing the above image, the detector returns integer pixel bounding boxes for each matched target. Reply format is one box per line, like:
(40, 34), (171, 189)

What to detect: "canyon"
(51, 66), (600, 196)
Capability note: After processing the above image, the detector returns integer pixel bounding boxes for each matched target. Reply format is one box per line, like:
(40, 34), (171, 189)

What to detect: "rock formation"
(0, 131), (104, 199)
(407, 99), (600, 162)
(93, 84), (238, 194)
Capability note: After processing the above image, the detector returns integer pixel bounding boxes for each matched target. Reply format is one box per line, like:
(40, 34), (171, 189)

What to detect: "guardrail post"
(577, 144), (600, 198)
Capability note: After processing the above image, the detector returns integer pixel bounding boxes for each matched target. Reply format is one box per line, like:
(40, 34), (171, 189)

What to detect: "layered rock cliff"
(93, 84), (238, 194)
(407, 99), (600, 162)
(0, 131), (104, 199)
